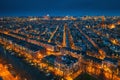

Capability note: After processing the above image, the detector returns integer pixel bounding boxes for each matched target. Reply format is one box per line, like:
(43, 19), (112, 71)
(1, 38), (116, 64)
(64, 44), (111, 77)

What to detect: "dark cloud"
(0, 0), (120, 16)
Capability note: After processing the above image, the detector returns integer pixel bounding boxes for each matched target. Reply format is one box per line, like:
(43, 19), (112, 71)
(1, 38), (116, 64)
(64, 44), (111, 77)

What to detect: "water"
(0, 44), (55, 80)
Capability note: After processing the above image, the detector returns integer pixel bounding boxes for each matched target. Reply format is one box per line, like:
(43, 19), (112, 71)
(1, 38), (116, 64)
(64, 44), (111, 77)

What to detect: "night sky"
(0, 0), (120, 16)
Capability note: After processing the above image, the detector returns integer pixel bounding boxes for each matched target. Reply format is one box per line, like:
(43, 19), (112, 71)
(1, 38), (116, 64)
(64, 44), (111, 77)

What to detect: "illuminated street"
(0, 16), (120, 80)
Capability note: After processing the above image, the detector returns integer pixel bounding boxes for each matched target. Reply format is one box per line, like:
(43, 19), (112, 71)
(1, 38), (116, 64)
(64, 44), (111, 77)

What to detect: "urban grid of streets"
(0, 16), (120, 80)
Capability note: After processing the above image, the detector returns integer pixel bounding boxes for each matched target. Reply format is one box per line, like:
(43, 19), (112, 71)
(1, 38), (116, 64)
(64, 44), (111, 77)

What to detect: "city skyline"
(0, 0), (120, 80)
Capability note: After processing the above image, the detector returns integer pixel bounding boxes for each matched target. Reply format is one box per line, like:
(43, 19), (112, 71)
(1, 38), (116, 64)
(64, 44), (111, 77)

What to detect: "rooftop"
(84, 55), (102, 63)
(104, 57), (118, 64)
(60, 55), (78, 66)
(43, 54), (78, 66)
(0, 33), (44, 52)
(62, 47), (83, 55)
(10, 32), (27, 38)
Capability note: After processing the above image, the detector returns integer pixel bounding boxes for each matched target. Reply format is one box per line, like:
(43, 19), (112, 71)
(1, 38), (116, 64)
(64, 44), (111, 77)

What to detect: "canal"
(0, 44), (56, 80)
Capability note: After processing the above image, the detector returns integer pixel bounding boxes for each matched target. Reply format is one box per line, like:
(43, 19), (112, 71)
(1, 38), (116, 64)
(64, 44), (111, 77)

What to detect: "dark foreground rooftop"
(43, 54), (78, 66)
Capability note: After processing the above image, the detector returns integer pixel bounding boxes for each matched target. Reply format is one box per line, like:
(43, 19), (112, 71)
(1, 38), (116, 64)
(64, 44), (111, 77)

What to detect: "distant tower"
(44, 14), (50, 20)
